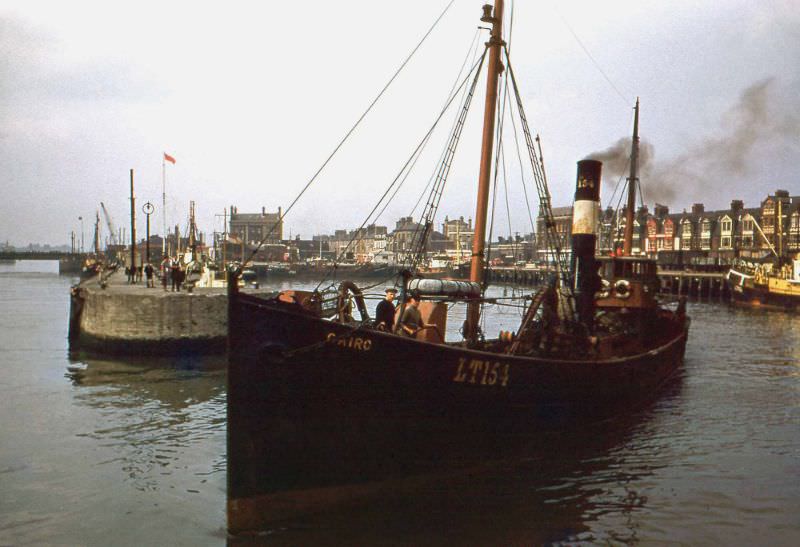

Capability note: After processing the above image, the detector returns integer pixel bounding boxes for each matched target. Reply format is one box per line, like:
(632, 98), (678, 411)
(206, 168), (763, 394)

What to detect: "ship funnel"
(571, 159), (602, 331)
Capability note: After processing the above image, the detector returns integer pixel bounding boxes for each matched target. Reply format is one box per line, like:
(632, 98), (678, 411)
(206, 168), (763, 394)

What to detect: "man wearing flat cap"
(397, 290), (426, 338)
(375, 287), (397, 331)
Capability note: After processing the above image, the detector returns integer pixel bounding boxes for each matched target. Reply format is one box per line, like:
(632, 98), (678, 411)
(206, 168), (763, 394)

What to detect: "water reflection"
(231, 375), (685, 546)
(66, 356), (227, 492)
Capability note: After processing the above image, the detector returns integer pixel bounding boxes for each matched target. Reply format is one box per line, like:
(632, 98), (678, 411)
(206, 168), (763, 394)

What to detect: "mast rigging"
(466, 0), (505, 343)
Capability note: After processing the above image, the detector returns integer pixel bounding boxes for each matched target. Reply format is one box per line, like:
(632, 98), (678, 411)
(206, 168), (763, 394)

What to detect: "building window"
(721, 236), (731, 248)
(721, 219), (732, 233)
(743, 219), (754, 232)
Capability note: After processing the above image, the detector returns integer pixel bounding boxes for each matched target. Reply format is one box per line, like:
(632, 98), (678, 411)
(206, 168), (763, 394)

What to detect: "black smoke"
(587, 78), (800, 207)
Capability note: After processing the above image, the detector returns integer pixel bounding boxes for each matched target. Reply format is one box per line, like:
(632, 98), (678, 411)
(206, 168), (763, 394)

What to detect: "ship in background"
(727, 196), (800, 309)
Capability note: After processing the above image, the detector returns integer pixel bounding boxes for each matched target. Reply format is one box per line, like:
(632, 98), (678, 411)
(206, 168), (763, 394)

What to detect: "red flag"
(164, 152), (176, 164)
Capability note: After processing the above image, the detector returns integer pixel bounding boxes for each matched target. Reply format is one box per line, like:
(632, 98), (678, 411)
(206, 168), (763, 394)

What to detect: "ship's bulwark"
(227, 293), (688, 534)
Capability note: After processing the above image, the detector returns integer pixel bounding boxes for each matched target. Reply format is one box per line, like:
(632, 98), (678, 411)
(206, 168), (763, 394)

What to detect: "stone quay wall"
(73, 281), (228, 355)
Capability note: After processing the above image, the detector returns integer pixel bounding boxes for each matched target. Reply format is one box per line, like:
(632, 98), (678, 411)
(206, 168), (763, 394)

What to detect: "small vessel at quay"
(727, 256), (800, 310)
(726, 196), (800, 310)
(226, 1), (690, 534)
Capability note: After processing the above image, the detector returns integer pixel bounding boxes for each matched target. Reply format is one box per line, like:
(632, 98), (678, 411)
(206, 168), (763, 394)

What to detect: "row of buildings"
(541, 189), (797, 265)
(171, 191), (798, 267)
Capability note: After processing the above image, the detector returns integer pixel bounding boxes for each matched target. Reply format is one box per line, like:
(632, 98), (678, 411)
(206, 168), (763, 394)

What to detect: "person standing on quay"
(375, 288), (397, 331)
(171, 259), (180, 292)
(144, 263), (154, 288)
(177, 263), (186, 291)
(160, 256), (170, 291)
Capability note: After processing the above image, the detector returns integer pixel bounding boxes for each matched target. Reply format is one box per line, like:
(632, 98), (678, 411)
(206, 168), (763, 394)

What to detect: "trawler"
(226, 1), (689, 534)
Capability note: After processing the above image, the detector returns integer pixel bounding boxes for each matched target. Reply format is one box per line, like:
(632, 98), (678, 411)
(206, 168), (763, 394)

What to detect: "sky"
(1, 0), (798, 247)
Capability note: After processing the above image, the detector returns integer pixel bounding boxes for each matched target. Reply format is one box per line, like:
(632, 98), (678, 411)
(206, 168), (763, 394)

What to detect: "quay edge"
(69, 272), (228, 357)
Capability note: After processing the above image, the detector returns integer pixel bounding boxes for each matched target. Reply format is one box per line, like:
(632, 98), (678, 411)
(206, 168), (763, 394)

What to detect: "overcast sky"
(2, 0), (798, 247)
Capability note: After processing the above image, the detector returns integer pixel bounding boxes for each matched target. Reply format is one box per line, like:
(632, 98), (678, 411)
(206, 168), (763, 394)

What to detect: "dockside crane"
(100, 202), (118, 249)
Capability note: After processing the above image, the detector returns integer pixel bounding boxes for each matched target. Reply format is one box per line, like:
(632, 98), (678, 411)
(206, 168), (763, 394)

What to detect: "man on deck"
(375, 288), (397, 331)
(396, 290), (429, 338)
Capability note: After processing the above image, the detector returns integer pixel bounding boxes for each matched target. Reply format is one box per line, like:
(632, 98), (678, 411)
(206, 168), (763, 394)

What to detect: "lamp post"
(78, 216), (84, 253)
(143, 202), (154, 264)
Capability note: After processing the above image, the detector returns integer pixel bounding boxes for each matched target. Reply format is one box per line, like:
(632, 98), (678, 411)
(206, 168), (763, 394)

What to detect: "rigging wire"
(314, 50), (489, 291)
(481, 67), (512, 333)
(504, 0), (537, 270)
(398, 29), (487, 269)
(484, 67), (510, 288)
(550, 4), (632, 106)
(506, 89), (537, 238)
(503, 45), (576, 324)
(323, 27), (485, 290)
(379, 27), (484, 223)
(240, 0), (457, 270)
(402, 48), (488, 273)
(499, 83), (516, 260)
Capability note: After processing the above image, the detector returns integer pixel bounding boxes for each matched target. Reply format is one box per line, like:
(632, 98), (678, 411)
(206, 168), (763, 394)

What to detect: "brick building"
(228, 206), (283, 245)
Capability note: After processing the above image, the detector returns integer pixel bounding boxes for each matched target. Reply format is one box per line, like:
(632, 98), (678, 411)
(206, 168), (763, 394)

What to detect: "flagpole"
(162, 155), (167, 257)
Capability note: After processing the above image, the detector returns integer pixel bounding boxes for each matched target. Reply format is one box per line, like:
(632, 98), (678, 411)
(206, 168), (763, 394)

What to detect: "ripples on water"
(0, 262), (228, 545)
(1, 265), (799, 545)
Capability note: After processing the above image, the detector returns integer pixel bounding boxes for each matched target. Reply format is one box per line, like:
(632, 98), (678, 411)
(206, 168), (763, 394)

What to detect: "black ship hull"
(227, 290), (689, 534)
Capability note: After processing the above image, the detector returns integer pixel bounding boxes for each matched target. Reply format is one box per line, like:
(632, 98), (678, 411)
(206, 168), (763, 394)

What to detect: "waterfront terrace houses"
(532, 189), (800, 265)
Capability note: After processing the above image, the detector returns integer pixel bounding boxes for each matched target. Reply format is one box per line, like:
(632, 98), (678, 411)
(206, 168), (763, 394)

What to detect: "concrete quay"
(69, 270), (234, 356)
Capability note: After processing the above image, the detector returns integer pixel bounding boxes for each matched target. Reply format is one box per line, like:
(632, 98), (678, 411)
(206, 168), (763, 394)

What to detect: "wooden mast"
(777, 197), (783, 258)
(129, 169), (136, 277)
(466, 0), (504, 341)
(622, 98), (640, 256)
(94, 211), (101, 255)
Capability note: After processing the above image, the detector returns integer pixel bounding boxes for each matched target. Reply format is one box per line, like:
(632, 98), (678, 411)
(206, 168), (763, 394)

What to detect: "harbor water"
(1, 261), (799, 545)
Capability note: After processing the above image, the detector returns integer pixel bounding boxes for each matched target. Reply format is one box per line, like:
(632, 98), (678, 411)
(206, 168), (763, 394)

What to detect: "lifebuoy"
(614, 279), (631, 299)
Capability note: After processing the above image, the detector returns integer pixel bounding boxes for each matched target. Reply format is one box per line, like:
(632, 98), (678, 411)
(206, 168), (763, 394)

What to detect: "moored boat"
(226, 1), (689, 534)
(726, 196), (800, 310)
(727, 257), (800, 310)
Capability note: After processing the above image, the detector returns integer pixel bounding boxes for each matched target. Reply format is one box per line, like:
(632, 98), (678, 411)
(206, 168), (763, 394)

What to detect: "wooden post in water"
(467, 0), (504, 342)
